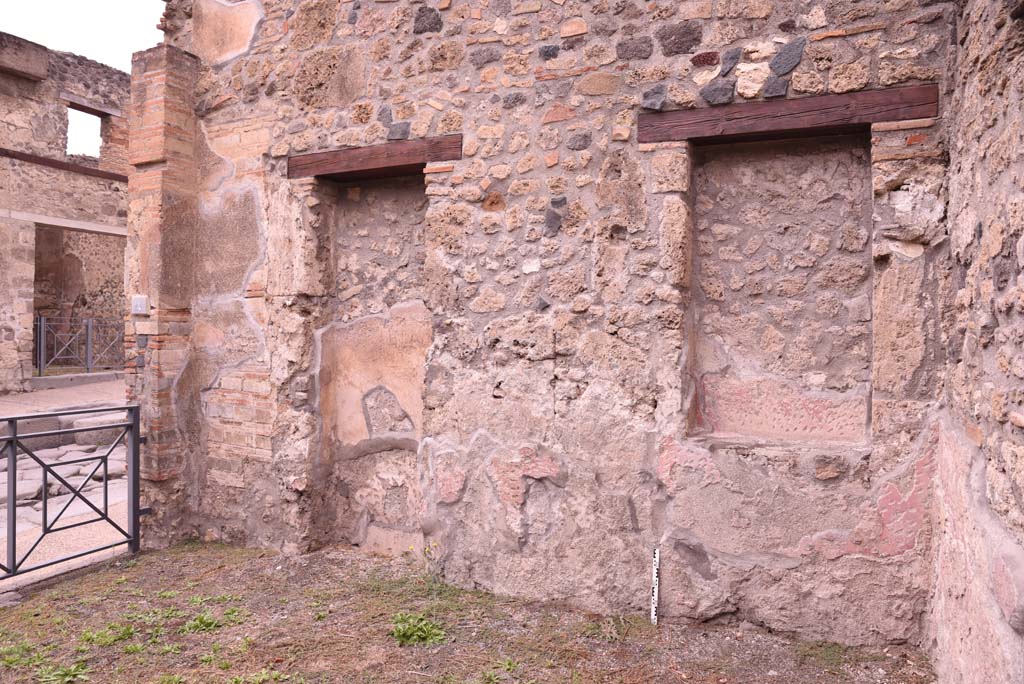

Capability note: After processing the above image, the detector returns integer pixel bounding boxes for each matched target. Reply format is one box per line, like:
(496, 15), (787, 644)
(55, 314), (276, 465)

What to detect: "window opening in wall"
(66, 108), (102, 157)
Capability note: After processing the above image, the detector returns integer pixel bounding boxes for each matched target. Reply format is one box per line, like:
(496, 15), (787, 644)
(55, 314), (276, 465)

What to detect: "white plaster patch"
(192, 0), (264, 66)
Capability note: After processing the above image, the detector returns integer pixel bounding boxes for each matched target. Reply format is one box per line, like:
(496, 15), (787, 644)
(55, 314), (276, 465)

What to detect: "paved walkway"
(0, 379), (125, 416)
(0, 379), (131, 591)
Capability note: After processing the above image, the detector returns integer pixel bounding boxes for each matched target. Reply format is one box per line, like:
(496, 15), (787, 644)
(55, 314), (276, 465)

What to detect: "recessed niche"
(689, 136), (873, 444)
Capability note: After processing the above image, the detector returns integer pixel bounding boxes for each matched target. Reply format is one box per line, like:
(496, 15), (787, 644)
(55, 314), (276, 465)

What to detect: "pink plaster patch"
(656, 436), (721, 491)
(801, 422), (938, 558)
(701, 376), (868, 444)
(435, 459), (467, 504)
(488, 446), (564, 506)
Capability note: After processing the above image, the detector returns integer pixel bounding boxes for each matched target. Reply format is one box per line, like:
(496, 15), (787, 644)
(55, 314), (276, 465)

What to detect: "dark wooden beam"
(287, 134), (463, 182)
(0, 146), (128, 182)
(638, 84), (938, 145)
(61, 90), (122, 119)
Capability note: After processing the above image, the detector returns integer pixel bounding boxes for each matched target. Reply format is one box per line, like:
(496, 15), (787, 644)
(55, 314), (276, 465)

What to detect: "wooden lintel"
(61, 90), (122, 119)
(637, 84), (939, 145)
(0, 146), (127, 182)
(0, 209), (127, 237)
(287, 134), (463, 182)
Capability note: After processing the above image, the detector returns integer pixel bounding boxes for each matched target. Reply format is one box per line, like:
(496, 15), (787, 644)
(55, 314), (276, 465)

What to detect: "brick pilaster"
(126, 44), (200, 497)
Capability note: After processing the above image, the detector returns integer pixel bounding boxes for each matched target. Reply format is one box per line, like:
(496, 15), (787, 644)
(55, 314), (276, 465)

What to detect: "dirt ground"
(0, 543), (935, 684)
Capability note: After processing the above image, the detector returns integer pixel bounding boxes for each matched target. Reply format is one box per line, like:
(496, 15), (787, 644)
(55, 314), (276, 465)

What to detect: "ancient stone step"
(72, 412), (129, 447)
(89, 459), (126, 480)
(0, 479), (42, 505)
(0, 415), (60, 451)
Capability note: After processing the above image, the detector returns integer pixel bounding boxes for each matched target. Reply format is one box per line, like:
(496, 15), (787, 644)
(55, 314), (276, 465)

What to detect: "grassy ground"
(0, 543), (935, 684)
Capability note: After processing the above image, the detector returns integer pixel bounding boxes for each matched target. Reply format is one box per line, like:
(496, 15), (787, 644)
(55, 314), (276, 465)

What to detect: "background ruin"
(0, 0), (1022, 681)
(0, 32), (129, 389)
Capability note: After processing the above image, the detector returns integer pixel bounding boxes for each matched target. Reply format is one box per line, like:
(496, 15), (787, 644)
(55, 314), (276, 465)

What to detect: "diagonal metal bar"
(50, 515), (119, 535)
(21, 429), (128, 534)
(1, 405), (140, 579)
(13, 438), (129, 571)
(43, 453), (105, 533)
(10, 538), (132, 578)
(45, 327), (84, 369)
(93, 330), (121, 360)
(14, 431), (131, 549)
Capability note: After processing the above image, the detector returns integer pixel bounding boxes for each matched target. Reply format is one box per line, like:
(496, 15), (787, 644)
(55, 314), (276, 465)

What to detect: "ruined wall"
(131, 0), (961, 646)
(0, 32), (129, 392)
(927, 0), (1024, 679)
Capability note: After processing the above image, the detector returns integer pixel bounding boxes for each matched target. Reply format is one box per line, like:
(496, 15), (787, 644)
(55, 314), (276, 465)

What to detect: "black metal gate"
(0, 405), (140, 579)
(34, 316), (125, 375)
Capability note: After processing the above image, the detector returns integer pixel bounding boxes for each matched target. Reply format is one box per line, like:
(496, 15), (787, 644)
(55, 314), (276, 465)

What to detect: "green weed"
(178, 612), (221, 634)
(0, 641), (46, 668)
(389, 612), (446, 646)
(34, 662), (90, 683)
(80, 624), (135, 647)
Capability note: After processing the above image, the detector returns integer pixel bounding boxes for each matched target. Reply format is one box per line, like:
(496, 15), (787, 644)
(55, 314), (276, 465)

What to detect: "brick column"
(126, 44), (200, 540)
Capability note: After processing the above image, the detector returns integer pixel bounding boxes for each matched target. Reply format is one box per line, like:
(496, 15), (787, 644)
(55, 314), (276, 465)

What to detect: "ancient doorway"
(313, 176), (433, 555)
(32, 225), (126, 377)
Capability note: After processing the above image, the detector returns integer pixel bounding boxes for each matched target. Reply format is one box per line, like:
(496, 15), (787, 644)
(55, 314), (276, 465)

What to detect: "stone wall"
(124, 0), (966, 648)
(927, 0), (1024, 679)
(0, 32), (129, 392)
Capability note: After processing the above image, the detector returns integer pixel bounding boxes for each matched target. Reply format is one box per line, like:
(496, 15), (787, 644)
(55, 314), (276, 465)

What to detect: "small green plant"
(199, 654), (214, 664)
(578, 615), (648, 643)
(179, 612), (222, 634)
(499, 658), (518, 673)
(155, 676), (184, 684)
(158, 644), (181, 655)
(34, 662), (90, 683)
(388, 612), (446, 646)
(796, 641), (850, 669)
(80, 624), (135, 647)
(0, 641), (46, 668)
(218, 660), (232, 670)
(189, 594), (241, 606)
(480, 672), (499, 684)
(123, 643), (145, 654)
(223, 607), (248, 626)
(156, 590), (179, 600)
(228, 670), (291, 684)
(313, 611), (326, 622)
(124, 607), (187, 625)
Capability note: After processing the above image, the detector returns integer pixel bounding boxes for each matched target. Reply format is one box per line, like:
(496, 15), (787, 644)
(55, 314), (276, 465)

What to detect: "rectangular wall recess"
(689, 136), (873, 445)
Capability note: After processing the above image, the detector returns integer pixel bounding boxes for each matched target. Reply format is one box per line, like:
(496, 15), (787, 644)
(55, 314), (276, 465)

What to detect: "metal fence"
(0, 405), (140, 579)
(34, 316), (124, 375)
